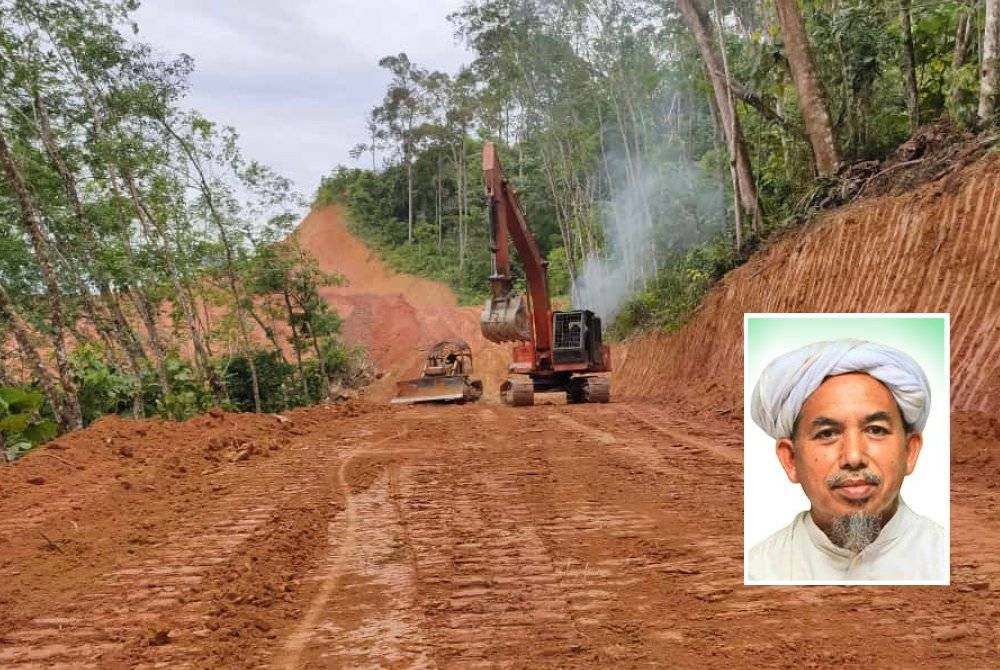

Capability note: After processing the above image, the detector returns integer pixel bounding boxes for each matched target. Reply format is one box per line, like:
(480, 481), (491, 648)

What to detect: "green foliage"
(611, 234), (739, 337)
(151, 356), (217, 421)
(0, 0), (374, 448)
(224, 349), (294, 413)
(0, 386), (57, 461)
(70, 343), (140, 424)
(317, 165), (493, 304)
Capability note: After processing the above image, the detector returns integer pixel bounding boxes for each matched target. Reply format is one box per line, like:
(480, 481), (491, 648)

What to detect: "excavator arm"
(481, 142), (553, 359)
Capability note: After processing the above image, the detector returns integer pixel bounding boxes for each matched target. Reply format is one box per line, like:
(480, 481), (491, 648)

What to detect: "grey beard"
(827, 513), (883, 553)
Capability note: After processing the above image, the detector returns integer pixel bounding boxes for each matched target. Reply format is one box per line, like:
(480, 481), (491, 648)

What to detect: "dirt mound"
(615, 152), (1000, 417)
(294, 206), (511, 401)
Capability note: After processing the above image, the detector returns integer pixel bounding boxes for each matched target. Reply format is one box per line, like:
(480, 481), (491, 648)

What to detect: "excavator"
(480, 142), (611, 406)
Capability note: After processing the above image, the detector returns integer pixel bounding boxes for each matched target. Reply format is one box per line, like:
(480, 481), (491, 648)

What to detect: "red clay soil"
(615, 153), (1000, 415)
(294, 206), (511, 401)
(1, 160), (1000, 668)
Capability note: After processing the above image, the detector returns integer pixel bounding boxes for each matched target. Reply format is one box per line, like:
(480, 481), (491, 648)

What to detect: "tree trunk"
(33, 92), (146, 414)
(900, 0), (921, 132)
(676, 0), (762, 237)
(773, 0), (841, 176)
(128, 284), (172, 397)
(980, 0), (1000, 125)
(406, 146), (414, 243)
(156, 117), (262, 412)
(0, 284), (71, 431)
(282, 291), (311, 402)
(0, 129), (83, 430)
(436, 156), (443, 252)
(953, 8), (972, 70)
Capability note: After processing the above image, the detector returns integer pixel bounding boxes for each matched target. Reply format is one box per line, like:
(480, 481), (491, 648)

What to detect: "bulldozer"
(480, 142), (611, 406)
(390, 340), (484, 405)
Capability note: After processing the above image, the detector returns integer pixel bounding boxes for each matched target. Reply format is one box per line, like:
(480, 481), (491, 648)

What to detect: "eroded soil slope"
(294, 207), (510, 402)
(1, 160), (999, 668)
(616, 153), (1000, 416)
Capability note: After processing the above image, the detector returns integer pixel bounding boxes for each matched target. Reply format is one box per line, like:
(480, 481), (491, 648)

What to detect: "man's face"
(775, 372), (923, 531)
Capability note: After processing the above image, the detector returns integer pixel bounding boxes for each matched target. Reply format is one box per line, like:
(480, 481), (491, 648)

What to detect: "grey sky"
(133, 0), (472, 202)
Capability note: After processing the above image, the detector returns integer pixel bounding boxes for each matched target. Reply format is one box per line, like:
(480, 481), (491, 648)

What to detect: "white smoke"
(571, 148), (726, 325)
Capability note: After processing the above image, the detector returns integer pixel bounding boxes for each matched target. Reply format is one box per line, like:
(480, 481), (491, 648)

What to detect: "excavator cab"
(552, 310), (604, 367)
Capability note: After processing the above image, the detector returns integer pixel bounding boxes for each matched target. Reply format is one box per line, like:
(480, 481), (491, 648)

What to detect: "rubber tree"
(773, 0), (840, 177)
(981, 0), (1000, 125)
(0, 128), (83, 430)
(675, 0), (762, 244)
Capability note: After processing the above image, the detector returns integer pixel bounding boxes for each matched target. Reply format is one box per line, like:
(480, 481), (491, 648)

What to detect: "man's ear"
(904, 431), (923, 476)
(776, 438), (799, 483)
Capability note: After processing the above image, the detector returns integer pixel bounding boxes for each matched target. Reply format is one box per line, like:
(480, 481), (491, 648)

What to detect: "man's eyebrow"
(863, 411), (893, 424)
(808, 416), (842, 429)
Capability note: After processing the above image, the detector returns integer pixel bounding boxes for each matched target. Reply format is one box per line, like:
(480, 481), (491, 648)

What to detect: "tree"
(773, 0), (840, 176)
(376, 53), (428, 243)
(981, 0), (1000, 124)
(0, 128), (84, 430)
(675, 0), (762, 243)
(900, 0), (920, 131)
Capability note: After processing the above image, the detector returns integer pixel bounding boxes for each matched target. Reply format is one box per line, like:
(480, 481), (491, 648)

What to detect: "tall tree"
(0, 129), (84, 430)
(981, 0), (1000, 125)
(900, 0), (920, 131)
(376, 53), (427, 243)
(675, 0), (762, 242)
(773, 0), (840, 176)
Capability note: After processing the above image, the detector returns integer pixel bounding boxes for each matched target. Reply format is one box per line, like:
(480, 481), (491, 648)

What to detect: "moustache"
(826, 470), (881, 488)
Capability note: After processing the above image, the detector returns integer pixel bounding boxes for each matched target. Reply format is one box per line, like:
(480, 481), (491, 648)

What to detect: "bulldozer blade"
(481, 293), (531, 343)
(391, 376), (470, 405)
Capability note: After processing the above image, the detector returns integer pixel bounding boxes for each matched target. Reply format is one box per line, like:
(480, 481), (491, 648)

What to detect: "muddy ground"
(2, 163), (1000, 669)
(1, 402), (998, 669)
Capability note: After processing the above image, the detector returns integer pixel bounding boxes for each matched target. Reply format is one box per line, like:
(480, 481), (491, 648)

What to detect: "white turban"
(750, 339), (931, 440)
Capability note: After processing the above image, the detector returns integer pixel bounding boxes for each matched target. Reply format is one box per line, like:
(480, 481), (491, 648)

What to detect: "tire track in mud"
(275, 404), (753, 668)
(0, 440), (338, 669)
(558, 403), (1000, 667)
(274, 430), (420, 670)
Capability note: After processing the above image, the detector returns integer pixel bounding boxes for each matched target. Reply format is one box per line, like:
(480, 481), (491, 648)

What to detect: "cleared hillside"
(616, 153), (1000, 416)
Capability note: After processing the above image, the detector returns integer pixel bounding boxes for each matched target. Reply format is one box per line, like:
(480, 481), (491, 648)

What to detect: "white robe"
(747, 500), (948, 583)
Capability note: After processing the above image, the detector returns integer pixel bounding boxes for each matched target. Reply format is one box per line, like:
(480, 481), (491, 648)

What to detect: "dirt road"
(2, 400), (997, 668)
(3, 165), (1000, 670)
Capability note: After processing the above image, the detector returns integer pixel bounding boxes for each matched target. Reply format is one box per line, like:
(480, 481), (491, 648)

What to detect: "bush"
(70, 343), (140, 424)
(0, 386), (57, 461)
(149, 356), (219, 420)
(223, 349), (295, 413)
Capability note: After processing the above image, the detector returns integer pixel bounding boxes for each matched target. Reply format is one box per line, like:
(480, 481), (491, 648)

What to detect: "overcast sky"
(132, 0), (472, 202)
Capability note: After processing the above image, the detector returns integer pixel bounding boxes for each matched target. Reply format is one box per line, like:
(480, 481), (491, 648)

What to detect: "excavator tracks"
(500, 378), (535, 406)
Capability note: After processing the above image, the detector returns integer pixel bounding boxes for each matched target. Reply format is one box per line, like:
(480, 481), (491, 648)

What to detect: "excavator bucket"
(481, 293), (532, 343)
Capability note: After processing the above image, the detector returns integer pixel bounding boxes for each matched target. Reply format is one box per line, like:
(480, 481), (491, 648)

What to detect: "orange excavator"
(480, 142), (611, 406)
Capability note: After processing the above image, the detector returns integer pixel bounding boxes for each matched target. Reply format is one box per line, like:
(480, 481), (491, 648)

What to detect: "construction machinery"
(391, 340), (484, 405)
(480, 142), (611, 406)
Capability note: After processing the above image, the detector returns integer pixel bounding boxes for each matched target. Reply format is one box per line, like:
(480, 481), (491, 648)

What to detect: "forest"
(0, 0), (371, 460)
(319, 0), (999, 331)
(3, 0), (1000, 458)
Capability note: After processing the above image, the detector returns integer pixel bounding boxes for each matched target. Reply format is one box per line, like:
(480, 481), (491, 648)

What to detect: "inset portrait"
(744, 314), (949, 585)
